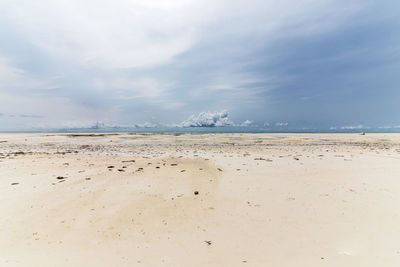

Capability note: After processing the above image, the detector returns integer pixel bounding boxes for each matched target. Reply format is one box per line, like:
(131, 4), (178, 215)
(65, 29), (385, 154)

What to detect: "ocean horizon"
(2, 126), (400, 134)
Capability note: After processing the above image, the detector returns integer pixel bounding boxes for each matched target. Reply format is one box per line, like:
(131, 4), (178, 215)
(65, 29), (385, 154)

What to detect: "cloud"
(263, 122), (270, 127)
(19, 114), (44, 118)
(0, 92), (101, 131)
(0, 57), (57, 91)
(275, 122), (289, 127)
(133, 122), (158, 128)
(29, 120), (160, 130)
(0, 0), (363, 71)
(1, 0), (398, 130)
(1, 0), (199, 70)
(240, 120), (253, 126)
(378, 126), (393, 129)
(340, 124), (364, 130)
(160, 102), (185, 111)
(92, 76), (171, 99)
(181, 110), (233, 127)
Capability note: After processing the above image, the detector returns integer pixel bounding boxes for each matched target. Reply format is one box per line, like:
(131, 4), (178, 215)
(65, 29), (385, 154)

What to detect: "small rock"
(194, 191), (199, 195)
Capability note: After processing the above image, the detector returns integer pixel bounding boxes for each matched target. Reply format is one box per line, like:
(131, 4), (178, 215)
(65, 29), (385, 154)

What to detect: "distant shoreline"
(1, 128), (400, 134)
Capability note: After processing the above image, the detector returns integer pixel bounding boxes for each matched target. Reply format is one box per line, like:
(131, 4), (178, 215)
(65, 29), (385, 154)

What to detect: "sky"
(0, 0), (399, 130)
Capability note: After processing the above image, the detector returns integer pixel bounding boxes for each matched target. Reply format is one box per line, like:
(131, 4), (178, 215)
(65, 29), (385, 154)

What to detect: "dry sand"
(1, 133), (400, 266)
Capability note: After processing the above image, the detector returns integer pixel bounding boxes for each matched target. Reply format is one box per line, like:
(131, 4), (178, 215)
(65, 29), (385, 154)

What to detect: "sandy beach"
(1, 133), (400, 266)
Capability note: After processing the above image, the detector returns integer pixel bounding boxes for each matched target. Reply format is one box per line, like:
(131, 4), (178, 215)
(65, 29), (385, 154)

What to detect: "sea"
(3, 126), (399, 134)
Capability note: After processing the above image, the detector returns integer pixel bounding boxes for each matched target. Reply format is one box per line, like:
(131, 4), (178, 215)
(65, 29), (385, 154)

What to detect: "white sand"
(1, 133), (400, 266)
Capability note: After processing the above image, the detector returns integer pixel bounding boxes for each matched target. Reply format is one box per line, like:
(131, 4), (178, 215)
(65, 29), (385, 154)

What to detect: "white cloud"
(0, 0), (370, 129)
(275, 122), (289, 127)
(133, 122), (158, 128)
(240, 120), (253, 126)
(160, 102), (186, 111)
(1, 0), (203, 70)
(0, 0), (363, 71)
(32, 120), (99, 130)
(0, 92), (101, 130)
(0, 57), (57, 91)
(19, 114), (44, 118)
(181, 110), (233, 127)
(31, 120), (159, 130)
(92, 76), (171, 99)
(340, 124), (364, 130)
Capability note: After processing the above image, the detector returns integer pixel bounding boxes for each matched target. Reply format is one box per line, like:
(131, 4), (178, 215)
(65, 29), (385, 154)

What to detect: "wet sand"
(1, 133), (400, 266)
